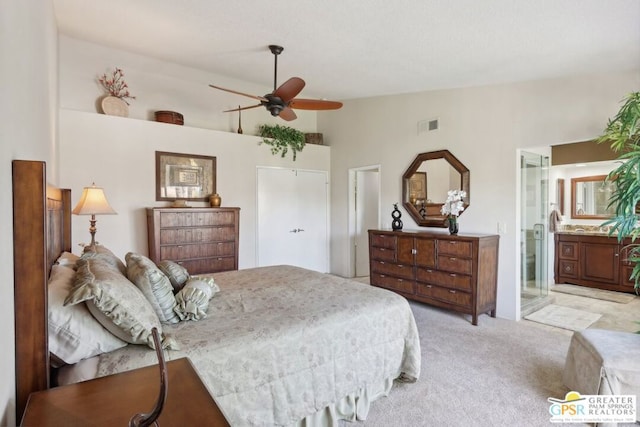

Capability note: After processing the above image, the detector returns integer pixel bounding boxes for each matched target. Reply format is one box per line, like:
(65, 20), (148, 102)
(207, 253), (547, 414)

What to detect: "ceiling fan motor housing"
(263, 94), (286, 116)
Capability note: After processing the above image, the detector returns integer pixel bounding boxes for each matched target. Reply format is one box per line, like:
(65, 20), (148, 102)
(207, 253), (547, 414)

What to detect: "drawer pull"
(426, 269), (433, 273)
(449, 241), (457, 244)
(449, 290), (456, 294)
(449, 273), (457, 277)
(398, 279), (404, 282)
(380, 248), (386, 252)
(380, 261), (385, 265)
(380, 274), (386, 278)
(426, 285), (432, 288)
(450, 257), (457, 261)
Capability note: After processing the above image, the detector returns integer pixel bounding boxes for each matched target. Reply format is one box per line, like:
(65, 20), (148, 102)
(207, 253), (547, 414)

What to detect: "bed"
(13, 159), (421, 426)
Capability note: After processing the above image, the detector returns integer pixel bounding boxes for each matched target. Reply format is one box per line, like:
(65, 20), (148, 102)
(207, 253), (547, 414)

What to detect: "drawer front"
(175, 257), (236, 275)
(558, 260), (578, 278)
(371, 273), (415, 294)
(438, 240), (472, 257)
(558, 242), (578, 260)
(159, 211), (236, 228)
(370, 246), (396, 262)
(416, 283), (472, 308)
(370, 260), (414, 280)
(160, 227), (236, 244)
(160, 242), (235, 260)
(437, 255), (472, 275)
(370, 233), (397, 250)
(416, 267), (472, 291)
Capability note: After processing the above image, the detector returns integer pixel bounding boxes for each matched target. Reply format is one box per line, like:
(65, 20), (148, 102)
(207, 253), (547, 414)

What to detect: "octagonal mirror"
(402, 149), (470, 227)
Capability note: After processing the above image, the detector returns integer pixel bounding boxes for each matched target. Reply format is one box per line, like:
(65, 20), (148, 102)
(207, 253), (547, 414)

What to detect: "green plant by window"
(598, 91), (640, 293)
(258, 124), (305, 161)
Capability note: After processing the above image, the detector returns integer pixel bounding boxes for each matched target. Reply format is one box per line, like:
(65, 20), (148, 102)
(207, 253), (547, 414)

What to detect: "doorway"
(349, 166), (380, 278)
(520, 151), (550, 312)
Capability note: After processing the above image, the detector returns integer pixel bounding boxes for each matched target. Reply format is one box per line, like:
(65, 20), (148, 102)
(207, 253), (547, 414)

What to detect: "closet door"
(257, 167), (328, 272)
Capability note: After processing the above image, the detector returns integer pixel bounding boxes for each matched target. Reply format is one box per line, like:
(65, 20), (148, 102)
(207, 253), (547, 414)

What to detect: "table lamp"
(72, 183), (117, 249)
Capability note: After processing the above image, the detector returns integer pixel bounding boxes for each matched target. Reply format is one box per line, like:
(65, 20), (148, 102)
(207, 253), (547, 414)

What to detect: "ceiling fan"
(209, 45), (343, 121)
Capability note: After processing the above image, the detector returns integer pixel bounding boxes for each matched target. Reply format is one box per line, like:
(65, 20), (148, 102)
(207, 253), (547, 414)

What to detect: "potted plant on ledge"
(598, 91), (640, 293)
(258, 124), (305, 161)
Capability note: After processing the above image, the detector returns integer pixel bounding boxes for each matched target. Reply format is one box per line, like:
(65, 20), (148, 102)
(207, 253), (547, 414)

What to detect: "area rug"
(524, 304), (601, 331)
(552, 284), (636, 304)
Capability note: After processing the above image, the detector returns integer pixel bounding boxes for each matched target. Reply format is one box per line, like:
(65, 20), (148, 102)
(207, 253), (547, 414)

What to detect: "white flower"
(441, 190), (466, 217)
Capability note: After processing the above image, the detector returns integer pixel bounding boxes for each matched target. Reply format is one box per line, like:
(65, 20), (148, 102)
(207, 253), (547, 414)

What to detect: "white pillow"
(65, 257), (179, 350)
(125, 252), (180, 324)
(55, 251), (80, 269)
(48, 264), (127, 365)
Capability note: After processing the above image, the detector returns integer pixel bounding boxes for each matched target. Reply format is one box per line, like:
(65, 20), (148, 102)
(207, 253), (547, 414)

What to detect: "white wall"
(59, 36), (319, 135)
(59, 110), (330, 266)
(319, 70), (640, 321)
(0, 1), (58, 424)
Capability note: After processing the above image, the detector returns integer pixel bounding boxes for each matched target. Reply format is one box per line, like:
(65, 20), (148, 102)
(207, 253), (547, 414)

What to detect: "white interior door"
(257, 167), (328, 272)
(355, 169), (379, 276)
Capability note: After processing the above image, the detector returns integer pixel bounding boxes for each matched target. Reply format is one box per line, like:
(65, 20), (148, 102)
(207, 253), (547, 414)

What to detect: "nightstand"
(21, 357), (230, 426)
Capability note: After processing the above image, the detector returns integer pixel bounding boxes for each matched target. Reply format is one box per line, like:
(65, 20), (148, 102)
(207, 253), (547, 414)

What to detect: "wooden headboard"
(12, 160), (71, 419)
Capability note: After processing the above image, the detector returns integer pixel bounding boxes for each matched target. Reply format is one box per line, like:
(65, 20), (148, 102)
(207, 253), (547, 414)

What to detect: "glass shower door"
(520, 151), (550, 306)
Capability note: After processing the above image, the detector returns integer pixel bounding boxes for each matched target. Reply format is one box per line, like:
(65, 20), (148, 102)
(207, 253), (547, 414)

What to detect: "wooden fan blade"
(289, 99), (343, 110)
(209, 84), (268, 102)
(223, 104), (262, 112)
(273, 77), (305, 103)
(278, 107), (297, 121)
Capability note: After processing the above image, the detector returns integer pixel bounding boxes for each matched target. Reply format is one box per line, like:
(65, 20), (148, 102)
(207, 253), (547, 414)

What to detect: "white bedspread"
(94, 265), (421, 426)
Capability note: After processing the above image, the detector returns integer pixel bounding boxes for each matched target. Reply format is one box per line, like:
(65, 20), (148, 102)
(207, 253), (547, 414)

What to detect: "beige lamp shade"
(72, 183), (116, 248)
(72, 184), (117, 215)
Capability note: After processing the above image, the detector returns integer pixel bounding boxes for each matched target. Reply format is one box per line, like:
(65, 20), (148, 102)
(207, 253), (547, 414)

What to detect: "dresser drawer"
(160, 242), (235, 260)
(371, 273), (415, 294)
(416, 267), (472, 291)
(416, 283), (472, 307)
(370, 233), (397, 250)
(175, 257), (236, 275)
(370, 246), (396, 262)
(160, 227), (235, 245)
(437, 255), (472, 275)
(159, 211), (236, 228)
(370, 260), (414, 280)
(438, 240), (472, 257)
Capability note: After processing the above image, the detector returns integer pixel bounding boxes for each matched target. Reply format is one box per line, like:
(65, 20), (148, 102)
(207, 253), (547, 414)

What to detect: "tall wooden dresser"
(147, 207), (240, 275)
(368, 229), (499, 325)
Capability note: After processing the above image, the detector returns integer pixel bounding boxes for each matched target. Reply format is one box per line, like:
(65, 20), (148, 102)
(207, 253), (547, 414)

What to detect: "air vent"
(418, 118), (439, 135)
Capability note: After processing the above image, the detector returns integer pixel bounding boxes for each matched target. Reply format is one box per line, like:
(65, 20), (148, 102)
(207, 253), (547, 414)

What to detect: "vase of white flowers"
(441, 190), (466, 235)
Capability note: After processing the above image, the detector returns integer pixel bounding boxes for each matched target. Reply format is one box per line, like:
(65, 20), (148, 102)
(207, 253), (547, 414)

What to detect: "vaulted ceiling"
(53, 0), (640, 100)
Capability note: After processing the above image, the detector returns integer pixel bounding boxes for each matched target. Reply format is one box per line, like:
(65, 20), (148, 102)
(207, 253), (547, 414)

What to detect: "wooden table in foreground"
(21, 357), (230, 427)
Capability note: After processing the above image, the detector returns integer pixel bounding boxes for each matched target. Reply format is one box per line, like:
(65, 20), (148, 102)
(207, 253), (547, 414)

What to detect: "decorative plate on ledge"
(101, 96), (129, 117)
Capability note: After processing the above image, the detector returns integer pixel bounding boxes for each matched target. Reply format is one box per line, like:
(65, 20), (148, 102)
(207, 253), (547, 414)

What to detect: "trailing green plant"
(258, 124), (305, 161)
(598, 92), (640, 293)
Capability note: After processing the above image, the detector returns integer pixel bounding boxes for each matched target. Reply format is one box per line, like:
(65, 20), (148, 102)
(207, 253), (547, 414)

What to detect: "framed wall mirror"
(402, 149), (470, 227)
(570, 175), (615, 219)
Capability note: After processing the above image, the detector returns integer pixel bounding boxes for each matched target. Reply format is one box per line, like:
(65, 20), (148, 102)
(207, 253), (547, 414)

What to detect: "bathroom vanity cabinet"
(554, 232), (637, 293)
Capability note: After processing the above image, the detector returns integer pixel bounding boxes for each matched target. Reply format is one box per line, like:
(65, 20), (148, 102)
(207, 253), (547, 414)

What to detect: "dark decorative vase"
(448, 217), (459, 235)
(391, 203), (403, 231)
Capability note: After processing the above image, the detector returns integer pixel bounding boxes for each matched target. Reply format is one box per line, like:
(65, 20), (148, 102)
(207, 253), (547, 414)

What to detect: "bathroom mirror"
(402, 149), (470, 227)
(570, 175), (615, 219)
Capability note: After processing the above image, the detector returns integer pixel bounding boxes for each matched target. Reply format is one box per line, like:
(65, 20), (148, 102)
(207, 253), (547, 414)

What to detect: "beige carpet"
(552, 284), (636, 304)
(524, 304), (601, 331)
(344, 302), (573, 426)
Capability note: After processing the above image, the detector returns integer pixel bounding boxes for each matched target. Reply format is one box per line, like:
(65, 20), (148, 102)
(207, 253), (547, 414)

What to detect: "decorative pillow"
(55, 251), (80, 269)
(157, 260), (190, 293)
(48, 264), (127, 365)
(82, 244), (126, 275)
(174, 276), (220, 321)
(65, 257), (178, 350)
(125, 252), (180, 324)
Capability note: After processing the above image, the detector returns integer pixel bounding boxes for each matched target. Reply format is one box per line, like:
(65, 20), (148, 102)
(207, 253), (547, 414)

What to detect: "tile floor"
(524, 288), (640, 335)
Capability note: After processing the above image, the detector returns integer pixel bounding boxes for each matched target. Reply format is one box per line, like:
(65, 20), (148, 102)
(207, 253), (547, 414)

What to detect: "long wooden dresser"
(147, 207), (240, 274)
(368, 229), (499, 325)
